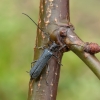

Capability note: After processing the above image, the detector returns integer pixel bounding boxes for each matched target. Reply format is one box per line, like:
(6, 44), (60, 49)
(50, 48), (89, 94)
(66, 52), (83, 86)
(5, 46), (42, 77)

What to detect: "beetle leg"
(58, 61), (63, 66)
(37, 45), (47, 50)
(59, 44), (67, 51)
(53, 55), (63, 66)
(31, 60), (37, 68)
(26, 71), (29, 73)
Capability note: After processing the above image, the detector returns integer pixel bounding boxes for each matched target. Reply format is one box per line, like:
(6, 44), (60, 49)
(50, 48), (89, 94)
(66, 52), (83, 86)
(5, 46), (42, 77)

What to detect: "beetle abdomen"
(30, 49), (53, 79)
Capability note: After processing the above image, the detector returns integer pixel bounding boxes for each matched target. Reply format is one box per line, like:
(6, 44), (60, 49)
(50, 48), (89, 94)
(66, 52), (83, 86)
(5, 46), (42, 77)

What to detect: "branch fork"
(52, 26), (100, 79)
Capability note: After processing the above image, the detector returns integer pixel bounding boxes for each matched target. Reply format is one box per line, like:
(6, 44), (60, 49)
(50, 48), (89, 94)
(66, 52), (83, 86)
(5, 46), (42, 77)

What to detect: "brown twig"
(64, 27), (100, 79)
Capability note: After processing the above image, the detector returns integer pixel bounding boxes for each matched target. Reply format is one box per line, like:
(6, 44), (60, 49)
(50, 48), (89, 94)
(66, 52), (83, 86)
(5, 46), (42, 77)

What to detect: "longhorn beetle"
(22, 13), (66, 80)
(30, 42), (61, 79)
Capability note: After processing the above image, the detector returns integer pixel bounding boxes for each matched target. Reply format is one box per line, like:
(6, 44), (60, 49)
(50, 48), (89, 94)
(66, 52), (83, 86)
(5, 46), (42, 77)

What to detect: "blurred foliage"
(0, 0), (100, 100)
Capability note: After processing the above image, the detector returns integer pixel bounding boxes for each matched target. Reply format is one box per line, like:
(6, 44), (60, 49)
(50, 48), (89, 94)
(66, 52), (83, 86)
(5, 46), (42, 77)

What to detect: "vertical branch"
(28, 0), (70, 100)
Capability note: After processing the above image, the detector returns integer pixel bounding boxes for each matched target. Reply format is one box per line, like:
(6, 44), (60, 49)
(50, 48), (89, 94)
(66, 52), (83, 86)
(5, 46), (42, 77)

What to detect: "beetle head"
(49, 42), (59, 52)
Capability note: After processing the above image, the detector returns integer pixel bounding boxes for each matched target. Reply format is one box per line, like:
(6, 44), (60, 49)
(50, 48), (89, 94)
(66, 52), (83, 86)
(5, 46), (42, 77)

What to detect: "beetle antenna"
(22, 13), (50, 37)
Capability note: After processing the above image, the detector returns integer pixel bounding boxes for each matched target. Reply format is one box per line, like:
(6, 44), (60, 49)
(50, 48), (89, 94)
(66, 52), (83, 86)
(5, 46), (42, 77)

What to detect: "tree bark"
(28, 0), (70, 100)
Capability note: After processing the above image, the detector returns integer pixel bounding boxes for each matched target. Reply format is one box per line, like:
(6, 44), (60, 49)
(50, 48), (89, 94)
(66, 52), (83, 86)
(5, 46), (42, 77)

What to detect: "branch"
(28, 0), (70, 100)
(64, 27), (100, 79)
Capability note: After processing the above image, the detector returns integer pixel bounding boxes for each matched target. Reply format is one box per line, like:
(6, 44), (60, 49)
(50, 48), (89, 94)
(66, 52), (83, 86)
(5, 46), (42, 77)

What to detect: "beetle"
(22, 13), (66, 80)
(30, 42), (60, 79)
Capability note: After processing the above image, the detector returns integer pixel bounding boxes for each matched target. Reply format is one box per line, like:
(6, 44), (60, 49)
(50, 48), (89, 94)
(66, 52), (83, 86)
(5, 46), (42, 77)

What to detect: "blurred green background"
(0, 0), (100, 100)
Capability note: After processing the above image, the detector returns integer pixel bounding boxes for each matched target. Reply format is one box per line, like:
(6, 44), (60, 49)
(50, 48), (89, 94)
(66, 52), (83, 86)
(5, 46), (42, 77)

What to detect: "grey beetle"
(30, 42), (59, 79)
(22, 13), (66, 80)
